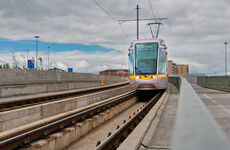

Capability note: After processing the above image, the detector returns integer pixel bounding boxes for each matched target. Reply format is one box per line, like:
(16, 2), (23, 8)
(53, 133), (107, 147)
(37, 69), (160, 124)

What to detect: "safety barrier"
(197, 76), (230, 91)
(168, 77), (230, 150)
(182, 75), (230, 91)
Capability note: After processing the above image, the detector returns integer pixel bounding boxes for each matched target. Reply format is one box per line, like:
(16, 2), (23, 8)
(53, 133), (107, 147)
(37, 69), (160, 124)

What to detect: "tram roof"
(131, 38), (164, 43)
(130, 38), (167, 49)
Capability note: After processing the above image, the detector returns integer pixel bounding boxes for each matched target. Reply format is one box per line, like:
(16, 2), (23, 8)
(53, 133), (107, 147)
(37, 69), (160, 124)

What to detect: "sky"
(0, 0), (230, 75)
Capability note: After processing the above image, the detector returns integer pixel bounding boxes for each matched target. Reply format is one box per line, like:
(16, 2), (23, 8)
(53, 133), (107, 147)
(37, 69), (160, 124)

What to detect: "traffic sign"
(68, 68), (73, 72)
(28, 60), (34, 69)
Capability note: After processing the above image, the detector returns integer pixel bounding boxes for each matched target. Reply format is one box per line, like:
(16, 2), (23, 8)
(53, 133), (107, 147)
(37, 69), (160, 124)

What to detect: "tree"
(12, 55), (20, 69)
(3, 63), (10, 68)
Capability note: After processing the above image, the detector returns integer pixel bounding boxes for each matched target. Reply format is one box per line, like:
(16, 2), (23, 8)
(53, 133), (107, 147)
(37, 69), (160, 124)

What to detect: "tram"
(128, 38), (168, 90)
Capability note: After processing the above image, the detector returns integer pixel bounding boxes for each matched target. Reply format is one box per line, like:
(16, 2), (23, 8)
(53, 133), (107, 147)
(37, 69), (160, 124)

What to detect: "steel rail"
(95, 91), (163, 150)
(0, 82), (129, 112)
(0, 91), (136, 150)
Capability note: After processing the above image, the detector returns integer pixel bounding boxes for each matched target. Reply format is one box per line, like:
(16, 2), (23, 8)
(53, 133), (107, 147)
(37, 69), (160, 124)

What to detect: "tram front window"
(135, 42), (158, 75)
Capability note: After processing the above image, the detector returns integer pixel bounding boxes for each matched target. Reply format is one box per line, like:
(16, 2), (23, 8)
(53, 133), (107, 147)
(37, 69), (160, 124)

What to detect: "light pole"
(47, 46), (50, 70)
(34, 35), (40, 69)
(21, 54), (25, 68)
(27, 49), (29, 69)
(224, 42), (228, 76)
(137, 5), (139, 40)
(67, 58), (68, 71)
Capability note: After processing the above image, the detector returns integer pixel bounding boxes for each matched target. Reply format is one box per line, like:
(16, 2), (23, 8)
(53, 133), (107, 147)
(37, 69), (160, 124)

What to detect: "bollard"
(101, 78), (104, 86)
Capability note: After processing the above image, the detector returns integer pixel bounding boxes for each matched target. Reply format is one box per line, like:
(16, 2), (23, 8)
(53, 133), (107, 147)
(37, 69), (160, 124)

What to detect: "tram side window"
(158, 48), (167, 74)
(129, 60), (134, 75)
(128, 50), (134, 75)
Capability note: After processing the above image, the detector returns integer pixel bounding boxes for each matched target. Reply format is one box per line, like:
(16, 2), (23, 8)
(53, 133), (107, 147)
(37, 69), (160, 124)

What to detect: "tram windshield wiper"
(135, 67), (143, 75)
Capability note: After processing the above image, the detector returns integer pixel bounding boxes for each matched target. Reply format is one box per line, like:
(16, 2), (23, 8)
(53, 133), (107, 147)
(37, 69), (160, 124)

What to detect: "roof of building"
(100, 69), (129, 73)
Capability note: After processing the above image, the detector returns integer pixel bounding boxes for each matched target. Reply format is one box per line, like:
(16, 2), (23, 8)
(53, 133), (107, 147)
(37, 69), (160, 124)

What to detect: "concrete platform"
(191, 83), (230, 142)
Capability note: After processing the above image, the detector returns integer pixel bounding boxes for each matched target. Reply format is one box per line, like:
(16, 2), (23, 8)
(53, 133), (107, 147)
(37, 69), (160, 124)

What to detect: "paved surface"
(139, 84), (178, 150)
(191, 84), (230, 142)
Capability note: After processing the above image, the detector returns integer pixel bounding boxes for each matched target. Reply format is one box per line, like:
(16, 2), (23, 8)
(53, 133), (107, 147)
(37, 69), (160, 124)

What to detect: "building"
(176, 64), (189, 75)
(168, 60), (173, 75)
(168, 60), (177, 75)
(99, 69), (129, 77)
(168, 60), (189, 75)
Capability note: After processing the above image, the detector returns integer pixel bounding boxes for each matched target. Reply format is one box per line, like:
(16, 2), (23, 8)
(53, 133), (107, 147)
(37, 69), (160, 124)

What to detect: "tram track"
(0, 82), (129, 112)
(0, 90), (137, 150)
(0, 86), (167, 150)
(95, 91), (164, 150)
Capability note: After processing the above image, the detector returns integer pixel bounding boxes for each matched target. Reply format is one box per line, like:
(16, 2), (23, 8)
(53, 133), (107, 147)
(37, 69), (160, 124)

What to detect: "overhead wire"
(119, 24), (131, 41)
(92, 0), (117, 23)
(139, 8), (153, 19)
(92, 0), (130, 40)
(92, 0), (161, 41)
(148, 0), (156, 19)
(118, 9), (136, 41)
(121, 8), (136, 21)
(139, 8), (155, 38)
(148, 0), (157, 38)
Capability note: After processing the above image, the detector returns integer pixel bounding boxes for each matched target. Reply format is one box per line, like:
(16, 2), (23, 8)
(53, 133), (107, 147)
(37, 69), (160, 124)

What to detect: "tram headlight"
(136, 76), (142, 79)
(150, 76), (156, 79)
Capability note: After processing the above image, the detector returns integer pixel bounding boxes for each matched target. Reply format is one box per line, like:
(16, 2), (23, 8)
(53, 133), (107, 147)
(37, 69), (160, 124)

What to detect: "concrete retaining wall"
(197, 76), (230, 91)
(182, 75), (198, 84)
(181, 75), (230, 91)
(0, 69), (127, 98)
(0, 69), (126, 86)
(0, 86), (131, 132)
(28, 96), (137, 150)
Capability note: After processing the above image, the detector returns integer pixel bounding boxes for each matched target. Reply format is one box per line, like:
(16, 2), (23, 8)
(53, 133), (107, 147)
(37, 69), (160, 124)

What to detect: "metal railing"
(169, 77), (230, 150)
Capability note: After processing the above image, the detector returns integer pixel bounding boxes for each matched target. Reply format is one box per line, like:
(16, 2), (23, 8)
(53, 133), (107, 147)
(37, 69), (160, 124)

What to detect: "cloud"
(0, 0), (230, 75)
(0, 50), (127, 73)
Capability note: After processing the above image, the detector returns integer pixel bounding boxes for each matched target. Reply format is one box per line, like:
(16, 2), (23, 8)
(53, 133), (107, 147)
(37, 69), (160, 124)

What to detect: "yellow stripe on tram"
(129, 75), (168, 80)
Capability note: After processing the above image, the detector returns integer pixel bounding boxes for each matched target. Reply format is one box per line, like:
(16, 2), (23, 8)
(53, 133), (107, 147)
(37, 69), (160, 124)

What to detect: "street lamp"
(34, 35), (40, 69)
(27, 49), (29, 69)
(224, 42), (228, 76)
(47, 46), (50, 70)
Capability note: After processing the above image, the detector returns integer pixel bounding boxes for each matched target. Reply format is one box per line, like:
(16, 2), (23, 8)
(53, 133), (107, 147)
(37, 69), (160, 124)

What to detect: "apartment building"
(168, 60), (189, 75)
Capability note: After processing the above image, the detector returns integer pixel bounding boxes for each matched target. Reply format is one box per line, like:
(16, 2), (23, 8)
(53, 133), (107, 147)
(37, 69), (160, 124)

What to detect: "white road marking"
(203, 94), (212, 99)
(202, 94), (230, 114)
(212, 100), (217, 103)
(219, 105), (230, 114)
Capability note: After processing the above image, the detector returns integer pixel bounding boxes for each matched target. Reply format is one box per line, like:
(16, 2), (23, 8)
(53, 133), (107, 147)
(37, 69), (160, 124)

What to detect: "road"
(191, 83), (230, 142)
